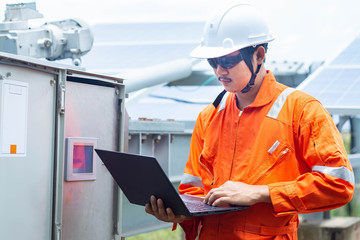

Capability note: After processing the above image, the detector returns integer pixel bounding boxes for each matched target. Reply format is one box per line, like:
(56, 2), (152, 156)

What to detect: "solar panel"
(298, 36), (360, 114)
(91, 22), (205, 43)
(82, 43), (198, 70)
(79, 22), (204, 74)
(330, 38), (360, 66)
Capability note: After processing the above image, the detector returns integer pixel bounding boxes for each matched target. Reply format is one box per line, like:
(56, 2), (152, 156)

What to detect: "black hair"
(240, 43), (268, 62)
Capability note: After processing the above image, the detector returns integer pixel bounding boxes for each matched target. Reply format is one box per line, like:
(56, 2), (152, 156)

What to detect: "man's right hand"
(145, 195), (192, 223)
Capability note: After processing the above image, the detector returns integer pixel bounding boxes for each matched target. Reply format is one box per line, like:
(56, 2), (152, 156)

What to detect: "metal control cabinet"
(0, 57), (56, 240)
(0, 52), (125, 240)
(61, 77), (124, 240)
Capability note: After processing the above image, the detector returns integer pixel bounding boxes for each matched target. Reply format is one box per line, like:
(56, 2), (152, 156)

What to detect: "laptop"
(95, 149), (248, 216)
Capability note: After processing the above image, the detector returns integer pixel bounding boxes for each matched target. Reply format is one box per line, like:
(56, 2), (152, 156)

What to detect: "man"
(145, 2), (354, 239)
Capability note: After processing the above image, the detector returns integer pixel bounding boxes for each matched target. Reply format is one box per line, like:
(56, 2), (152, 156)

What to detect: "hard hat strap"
(241, 63), (261, 93)
(240, 44), (267, 94)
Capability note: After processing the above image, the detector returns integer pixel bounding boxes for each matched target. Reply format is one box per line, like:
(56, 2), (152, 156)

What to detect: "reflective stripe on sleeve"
(312, 165), (355, 185)
(180, 173), (204, 188)
(218, 92), (230, 112)
(267, 88), (296, 119)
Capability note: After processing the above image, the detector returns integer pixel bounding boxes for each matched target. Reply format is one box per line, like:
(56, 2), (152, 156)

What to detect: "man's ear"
(255, 46), (266, 64)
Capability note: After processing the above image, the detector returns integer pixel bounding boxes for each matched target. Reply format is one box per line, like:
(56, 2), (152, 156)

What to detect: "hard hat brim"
(190, 36), (275, 59)
(190, 45), (242, 59)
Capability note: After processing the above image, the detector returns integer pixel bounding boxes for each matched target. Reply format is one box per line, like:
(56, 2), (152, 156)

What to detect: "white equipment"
(0, 2), (93, 66)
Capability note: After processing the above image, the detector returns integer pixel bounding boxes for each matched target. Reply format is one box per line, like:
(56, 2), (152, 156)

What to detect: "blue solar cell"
(300, 67), (360, 107)
(326, 69), (358, 92)
(317, 93), (339, 106)
(79, 22), (203, 74)
(82, 43), (197, 70)
(91, 22), (204, 42)
(301, 69), (337, 92)
(330, 38), (360, 66)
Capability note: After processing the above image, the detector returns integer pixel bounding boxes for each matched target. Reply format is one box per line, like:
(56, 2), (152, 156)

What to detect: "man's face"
(209, 50), (253, 94)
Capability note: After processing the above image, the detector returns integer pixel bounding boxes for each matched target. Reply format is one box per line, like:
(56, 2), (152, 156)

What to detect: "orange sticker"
(10, 145), (17, 154)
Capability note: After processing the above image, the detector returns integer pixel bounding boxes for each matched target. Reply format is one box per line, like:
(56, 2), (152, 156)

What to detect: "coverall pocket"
(198, 152), (215, 189)
(252, 143), (292, 184)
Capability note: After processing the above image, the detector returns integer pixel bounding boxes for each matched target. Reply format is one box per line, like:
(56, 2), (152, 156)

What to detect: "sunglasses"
(207, 52), (244, 69)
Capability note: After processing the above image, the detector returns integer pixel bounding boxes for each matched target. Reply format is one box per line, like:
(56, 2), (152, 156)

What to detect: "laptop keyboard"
(182, 197), (219, 212)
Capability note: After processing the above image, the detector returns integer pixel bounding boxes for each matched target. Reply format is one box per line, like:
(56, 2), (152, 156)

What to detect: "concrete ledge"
(298, 217), (360, 240)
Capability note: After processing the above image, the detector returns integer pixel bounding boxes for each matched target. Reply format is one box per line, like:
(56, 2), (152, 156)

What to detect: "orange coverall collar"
(247, 70), (277, 108)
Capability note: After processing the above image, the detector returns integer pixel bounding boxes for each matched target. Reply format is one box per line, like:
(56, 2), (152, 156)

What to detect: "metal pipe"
(121, 58), (193, 94)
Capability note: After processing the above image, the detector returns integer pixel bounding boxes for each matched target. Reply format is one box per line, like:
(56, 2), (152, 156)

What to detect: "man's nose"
(216, 65), (229, 75)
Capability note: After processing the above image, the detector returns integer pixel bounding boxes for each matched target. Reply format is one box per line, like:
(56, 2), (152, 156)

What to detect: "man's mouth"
(218, 76), (232, 83)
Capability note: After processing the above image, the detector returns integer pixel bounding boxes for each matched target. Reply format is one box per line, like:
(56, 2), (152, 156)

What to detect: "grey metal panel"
(0, 51), (77, 71)
(0, 64), (56, 240)
(154, 134), (170, 175)
(129, 120), (185, 133)
(169, 133), (191, 180)
(126, 85), (224, 123)
(62, 81), (121, 240)
(349, 154), (360, 168)
(128, 133), (170, 175)
(123, 122), (191, 237)
(120, 182), (181, 237)
(326, 106), (360, 116)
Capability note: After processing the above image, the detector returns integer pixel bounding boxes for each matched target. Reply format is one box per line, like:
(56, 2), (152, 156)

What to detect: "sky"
(1, 0), (360, 65)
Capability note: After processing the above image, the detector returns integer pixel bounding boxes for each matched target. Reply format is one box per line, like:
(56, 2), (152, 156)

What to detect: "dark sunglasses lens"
(219, 58), (234, 69)
(207, 59), (218, 68)
(207, 53), (243, 69)
(220, 54), (243, 69)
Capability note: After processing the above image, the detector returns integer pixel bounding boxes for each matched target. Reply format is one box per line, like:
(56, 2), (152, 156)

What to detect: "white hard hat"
(191, 2), (274, 59)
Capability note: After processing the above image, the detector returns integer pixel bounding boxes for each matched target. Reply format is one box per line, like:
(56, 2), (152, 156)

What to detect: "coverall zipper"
(229, 110), (243, 180)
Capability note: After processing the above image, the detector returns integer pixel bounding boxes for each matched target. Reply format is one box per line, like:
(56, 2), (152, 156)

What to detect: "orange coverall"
(178, 71), (354, 239)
